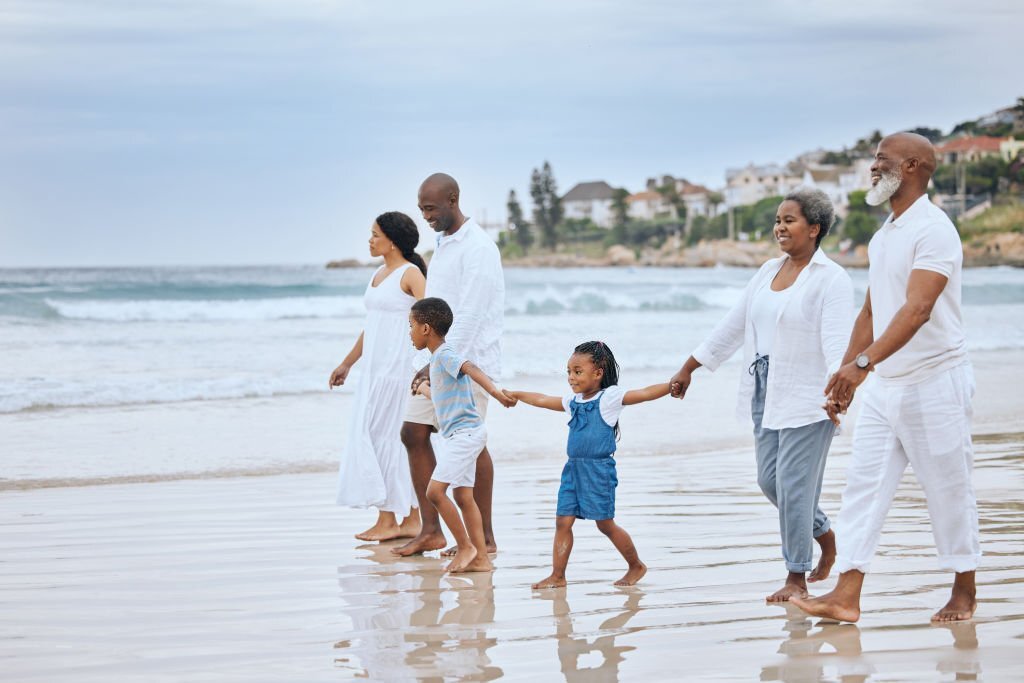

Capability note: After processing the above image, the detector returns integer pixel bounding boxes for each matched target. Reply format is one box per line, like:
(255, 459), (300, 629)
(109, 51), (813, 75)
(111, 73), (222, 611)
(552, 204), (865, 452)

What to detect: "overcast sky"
(2, 0), (1022, 267)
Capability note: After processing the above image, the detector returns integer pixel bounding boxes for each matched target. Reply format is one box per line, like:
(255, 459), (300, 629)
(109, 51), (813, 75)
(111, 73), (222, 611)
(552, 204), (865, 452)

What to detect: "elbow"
(908, 301), (934, 327)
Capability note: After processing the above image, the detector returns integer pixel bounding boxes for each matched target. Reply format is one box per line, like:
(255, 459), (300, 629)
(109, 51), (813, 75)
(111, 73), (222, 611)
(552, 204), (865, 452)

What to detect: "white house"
(561, 181), (617, 228)
(724, 163), (803, 208)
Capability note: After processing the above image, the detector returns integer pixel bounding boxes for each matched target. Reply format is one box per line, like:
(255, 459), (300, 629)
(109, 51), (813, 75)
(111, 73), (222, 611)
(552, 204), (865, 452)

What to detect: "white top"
(692, 248), (854, 430)
(868, 194), (968, 385)
(751, 284), (792, 356)
(561, 385), (626, 426)
(424, 219), (505, 379)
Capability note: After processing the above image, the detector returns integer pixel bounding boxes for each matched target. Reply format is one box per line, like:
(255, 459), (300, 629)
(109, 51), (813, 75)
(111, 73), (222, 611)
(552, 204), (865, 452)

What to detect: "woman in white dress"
(331, 212), (427, 541)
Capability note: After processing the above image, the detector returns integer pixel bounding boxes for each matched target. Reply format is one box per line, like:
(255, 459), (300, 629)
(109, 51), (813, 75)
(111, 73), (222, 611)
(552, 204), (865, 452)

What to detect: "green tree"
(907, 127), (944, 142)
(841, 189), (887, 245)
(506, 189), (532, 249)
(530, 161), (563, 249)
(655, 183), (687, 222)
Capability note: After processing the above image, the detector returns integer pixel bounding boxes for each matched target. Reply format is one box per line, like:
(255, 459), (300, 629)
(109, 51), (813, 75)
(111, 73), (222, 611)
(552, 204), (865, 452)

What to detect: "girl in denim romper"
(503, 341), (670, 588)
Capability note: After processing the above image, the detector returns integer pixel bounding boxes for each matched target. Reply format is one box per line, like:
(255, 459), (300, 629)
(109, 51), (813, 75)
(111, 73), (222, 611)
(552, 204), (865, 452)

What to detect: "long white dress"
(336, 263), (417, 512)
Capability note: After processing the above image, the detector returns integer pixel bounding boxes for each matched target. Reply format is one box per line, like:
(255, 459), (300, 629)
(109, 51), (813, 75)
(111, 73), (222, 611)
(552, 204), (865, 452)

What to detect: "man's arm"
(623, 383), (671, 406)
(460, 360), (515, 407)
(503, 390), (563, 411)
(826, 271), (947, 404)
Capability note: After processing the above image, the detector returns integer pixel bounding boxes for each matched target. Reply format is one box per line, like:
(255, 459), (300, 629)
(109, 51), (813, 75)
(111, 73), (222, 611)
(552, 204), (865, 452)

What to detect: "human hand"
(668, 368), (692, 399)
(410, 365), (429, 395)
(822, 396), (848, 426)
(329, 363), (351, 389)
(494, 387), (516, 408)
(415, 381), (432, 399)
(500, 388), (519, 407)
(824, 363), (868, 405)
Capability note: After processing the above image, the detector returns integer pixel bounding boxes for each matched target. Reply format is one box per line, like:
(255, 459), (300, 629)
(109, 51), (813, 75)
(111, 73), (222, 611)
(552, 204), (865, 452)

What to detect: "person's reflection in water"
(404, 571), (503, 681)
(761, 612), (871, 683)
(934, 621), (980, 681)
(538, 588), (643, 682)
(335, 542), (502, 681)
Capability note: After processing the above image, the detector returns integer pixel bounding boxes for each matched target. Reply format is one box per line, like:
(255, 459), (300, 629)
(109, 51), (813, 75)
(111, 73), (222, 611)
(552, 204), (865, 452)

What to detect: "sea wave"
(43, 296), (370, 322)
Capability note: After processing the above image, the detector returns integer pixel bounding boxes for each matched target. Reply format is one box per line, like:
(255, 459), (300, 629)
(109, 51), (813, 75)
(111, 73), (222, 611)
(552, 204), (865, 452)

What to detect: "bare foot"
(614, 562), (647, 586)
(391, 532), (447, 557)
(441, 541), (497, 557)
(396, 516), (421, 539)
(354, 523), (402, 542)
(767, 575), (809, 603)
(790, 592), (860, 623)
(444, 545), (479, 573)
(932, 590), (977, 622)
(532, 574), (567, 589)
(808, 529), (836, 583)
(458, 555), (495, 573)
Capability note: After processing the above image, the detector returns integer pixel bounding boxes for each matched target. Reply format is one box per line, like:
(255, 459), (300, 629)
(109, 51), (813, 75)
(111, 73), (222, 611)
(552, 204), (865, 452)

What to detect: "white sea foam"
(46, 296), (368, 322)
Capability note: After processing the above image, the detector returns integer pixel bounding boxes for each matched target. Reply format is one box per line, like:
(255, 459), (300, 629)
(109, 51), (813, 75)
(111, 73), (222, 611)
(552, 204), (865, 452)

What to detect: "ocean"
(3, 264), (1024, 485)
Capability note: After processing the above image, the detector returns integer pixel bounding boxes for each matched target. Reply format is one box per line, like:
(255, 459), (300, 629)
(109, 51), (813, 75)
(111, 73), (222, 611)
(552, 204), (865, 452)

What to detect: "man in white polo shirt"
(792, 132), (979, 623)
(393, 173), (505, 557)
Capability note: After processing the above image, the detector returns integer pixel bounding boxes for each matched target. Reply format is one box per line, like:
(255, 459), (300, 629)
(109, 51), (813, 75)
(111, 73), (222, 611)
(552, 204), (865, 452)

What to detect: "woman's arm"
(329, 332), (363, 388)
(460, 361), (516, 407)
(503, 390), (564, 412)
(623, 382), (671, 406)
(401, 266), (426, 299)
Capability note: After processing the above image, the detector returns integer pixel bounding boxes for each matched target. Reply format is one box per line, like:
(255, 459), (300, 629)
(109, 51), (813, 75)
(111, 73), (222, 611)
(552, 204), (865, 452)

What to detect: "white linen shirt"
(692, 248), (854, 430)
(424, 219), (505, 380)
(867, 194), (968, 385)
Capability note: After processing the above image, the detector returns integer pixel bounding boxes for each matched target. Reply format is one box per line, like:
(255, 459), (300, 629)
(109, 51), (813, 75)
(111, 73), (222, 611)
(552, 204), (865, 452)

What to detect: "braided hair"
(574, 340), (621, 439)
(375, 211), (427, 276)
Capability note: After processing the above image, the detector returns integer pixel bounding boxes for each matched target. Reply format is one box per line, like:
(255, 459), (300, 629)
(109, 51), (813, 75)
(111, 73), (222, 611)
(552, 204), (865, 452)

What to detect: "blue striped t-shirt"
(429, 343), (484, 438)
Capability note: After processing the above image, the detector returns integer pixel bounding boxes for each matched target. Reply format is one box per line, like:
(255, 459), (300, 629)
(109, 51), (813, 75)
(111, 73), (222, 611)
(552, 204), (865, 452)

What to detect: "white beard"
(866, 169), (902, 207)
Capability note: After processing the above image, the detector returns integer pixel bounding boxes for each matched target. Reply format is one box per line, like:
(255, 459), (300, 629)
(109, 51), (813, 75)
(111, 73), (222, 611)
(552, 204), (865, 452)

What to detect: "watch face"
(856, 354), (869, 369)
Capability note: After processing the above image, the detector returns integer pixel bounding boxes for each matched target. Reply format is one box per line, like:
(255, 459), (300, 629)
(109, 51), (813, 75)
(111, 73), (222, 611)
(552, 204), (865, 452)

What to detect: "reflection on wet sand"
(542, 589), (642, 682)
(327, 431), (1023, 681)
(336, 542), (502, 681)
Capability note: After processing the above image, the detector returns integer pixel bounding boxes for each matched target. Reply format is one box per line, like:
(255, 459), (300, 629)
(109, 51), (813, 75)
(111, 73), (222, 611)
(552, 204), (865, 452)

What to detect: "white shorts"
(404, 382), (490, 430)
(431, 426), (487, 489)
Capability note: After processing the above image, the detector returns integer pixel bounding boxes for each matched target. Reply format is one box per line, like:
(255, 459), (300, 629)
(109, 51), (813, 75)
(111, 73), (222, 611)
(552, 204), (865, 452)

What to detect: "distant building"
(627, 190), (671, 221)
(1000, 138), (1024, 163)
(800, 158), (872, 216)
(724, 163), (803, 208)
(935, 136), (1007, 165)
(643, 175), (722, 219)
(561, 181), (617, 228)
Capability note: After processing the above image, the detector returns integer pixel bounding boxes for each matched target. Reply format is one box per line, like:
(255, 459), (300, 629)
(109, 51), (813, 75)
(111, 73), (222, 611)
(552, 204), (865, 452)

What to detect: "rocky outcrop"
(962, 232), (1024, 267)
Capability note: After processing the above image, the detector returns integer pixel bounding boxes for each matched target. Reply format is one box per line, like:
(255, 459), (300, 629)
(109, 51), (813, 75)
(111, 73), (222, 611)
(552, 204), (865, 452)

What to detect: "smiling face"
(368, 222), (394, 258)
(408, 312), (430, 350)
(866, 139), (905, 206)
(566, 352), (604, 397)
(417, 183), (458, 234)
(774, 200), (819, 256)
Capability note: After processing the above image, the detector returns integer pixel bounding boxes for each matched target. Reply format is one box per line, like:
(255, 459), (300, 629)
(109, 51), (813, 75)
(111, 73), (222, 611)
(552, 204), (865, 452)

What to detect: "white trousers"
(835, 363), (980, 574)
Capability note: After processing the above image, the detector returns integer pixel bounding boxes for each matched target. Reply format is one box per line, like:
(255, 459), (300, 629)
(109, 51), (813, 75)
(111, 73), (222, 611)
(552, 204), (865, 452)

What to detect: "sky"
(1, 0), (1022, 267)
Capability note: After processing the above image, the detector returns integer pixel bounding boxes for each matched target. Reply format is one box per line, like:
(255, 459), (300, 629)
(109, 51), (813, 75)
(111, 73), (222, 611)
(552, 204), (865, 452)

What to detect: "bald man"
(393, 173), (506, 558)
(792, 133), (979, 623)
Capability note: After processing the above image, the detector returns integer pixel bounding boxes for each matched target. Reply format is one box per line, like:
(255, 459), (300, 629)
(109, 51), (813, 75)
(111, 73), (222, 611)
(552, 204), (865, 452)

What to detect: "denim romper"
(556, 390), (618, 520)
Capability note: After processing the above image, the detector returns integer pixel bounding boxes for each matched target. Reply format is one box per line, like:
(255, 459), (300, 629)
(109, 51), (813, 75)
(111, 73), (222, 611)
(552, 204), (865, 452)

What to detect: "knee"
(452, 487), (474, 506)
(757, 471), (776, 498)
(400, 424), (427, 449)
(425, 484), (445, 506)
(555, 517), (575, 532)
(595, 519), (616, 536)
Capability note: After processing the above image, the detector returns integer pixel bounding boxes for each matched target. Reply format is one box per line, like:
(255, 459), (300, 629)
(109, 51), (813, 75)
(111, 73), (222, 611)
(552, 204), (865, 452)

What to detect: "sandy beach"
(3, 349), (1024, 681)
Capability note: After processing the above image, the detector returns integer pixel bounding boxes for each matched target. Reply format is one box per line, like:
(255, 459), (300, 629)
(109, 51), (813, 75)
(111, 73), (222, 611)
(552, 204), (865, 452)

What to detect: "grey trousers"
(751, 355), (835, 573)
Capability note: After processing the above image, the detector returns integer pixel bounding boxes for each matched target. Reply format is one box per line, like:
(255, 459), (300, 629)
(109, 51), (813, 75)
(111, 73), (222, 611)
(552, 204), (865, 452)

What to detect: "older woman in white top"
(669, 188), (854, 602)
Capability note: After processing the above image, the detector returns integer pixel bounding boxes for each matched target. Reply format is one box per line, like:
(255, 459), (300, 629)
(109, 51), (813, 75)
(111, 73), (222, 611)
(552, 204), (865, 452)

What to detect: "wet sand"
(3, 428), (1023, 681)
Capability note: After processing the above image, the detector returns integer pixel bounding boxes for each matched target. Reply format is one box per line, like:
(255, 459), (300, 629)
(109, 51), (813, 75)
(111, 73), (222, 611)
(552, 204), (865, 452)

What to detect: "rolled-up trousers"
(835, 362), (981, 574)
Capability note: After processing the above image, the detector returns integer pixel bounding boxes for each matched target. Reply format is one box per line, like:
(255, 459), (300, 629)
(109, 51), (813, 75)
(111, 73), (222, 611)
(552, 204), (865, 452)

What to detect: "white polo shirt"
(867, 194), (967, 385)
(424, 218), (505, 380)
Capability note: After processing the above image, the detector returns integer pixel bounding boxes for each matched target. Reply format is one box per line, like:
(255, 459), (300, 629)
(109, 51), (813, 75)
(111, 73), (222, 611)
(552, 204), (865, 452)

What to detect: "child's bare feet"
(808, 529), (836, 583)
(532, 574), (567, 589)
(444, 545), (478, 573)
(767, 573), (809, 602)
(458, 555), (495, 573)
(441, 541), (497, 557)
(614, 562), (647, 586)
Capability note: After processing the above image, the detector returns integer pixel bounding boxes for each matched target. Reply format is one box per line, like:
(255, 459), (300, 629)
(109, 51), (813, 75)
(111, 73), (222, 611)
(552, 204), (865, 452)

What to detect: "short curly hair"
(411, 297), (453, 335)
(783, 187), (835, 247)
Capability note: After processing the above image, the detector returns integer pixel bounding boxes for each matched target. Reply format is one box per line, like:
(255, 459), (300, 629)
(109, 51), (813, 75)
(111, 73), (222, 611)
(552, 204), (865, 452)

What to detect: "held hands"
(329, 363), (351, 389)
(410, 366), (429, 396)
(668, 368), (692, 399)
(824, 362), (870, 406)
(415, 380), (432, 400)
(493, 387), (517, 408)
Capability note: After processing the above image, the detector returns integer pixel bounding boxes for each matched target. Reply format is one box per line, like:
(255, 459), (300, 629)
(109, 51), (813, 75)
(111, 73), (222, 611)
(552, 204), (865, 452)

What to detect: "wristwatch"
(855, 353), (871, 370)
